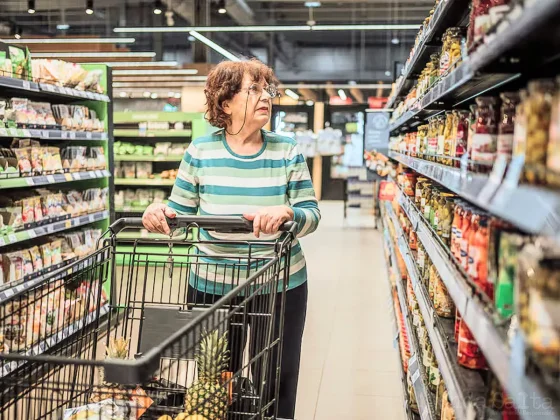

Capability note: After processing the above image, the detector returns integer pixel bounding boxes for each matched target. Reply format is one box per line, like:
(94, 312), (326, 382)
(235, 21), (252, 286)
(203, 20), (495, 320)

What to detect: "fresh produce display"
(114, 141), (188, 157)
(0, 186), (108, 234)
(32, 59), (105, 94)
(0, 98), (105, 132)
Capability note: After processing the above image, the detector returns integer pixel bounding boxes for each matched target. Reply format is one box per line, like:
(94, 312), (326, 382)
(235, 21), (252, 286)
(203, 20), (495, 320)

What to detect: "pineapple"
(184, 330), (230, 420)
(90, 336), (130, 402)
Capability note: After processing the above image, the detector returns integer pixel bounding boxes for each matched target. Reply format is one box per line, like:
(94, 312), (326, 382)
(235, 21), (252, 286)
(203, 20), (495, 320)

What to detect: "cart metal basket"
(0, 216), (296, 420)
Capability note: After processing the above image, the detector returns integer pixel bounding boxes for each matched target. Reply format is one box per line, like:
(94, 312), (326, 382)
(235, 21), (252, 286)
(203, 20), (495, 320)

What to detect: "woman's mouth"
(256, 106), (269, 112)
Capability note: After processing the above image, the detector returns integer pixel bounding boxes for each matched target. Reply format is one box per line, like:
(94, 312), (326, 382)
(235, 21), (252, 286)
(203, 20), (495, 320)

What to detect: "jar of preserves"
(457, 318), (488, 369)
(429, 189), (440, 229)
(429, 53), (440, 89)
(427, 117), (438, 160)
(460, 207), (473, 270)
(451, 201), (463, 257)
(415, 177), (426, 205)
(417, 124), (429, 159)
(467, 211), (481, 279)
(471, 96), (498, 166)
(468, 0), (493, 48)
(512, 89), (528, 159)
(443, 111), (456, 166)
(429, 264), (438, 302)
(417, 242), (427, 278)
(522, 79), (556, 184)
(436, 115), (446, 162)
(454, 111), (470, 167)
(546, 76), (560, 186)
(439, 194), (455, 247)
(439, 29), (452, 76)
(422, 184), (433, 220)
(498, 92), (520, 159)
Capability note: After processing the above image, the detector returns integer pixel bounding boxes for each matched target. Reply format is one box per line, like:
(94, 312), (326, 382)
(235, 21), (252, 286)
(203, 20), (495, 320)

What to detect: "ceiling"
(0, 0), (429, 84)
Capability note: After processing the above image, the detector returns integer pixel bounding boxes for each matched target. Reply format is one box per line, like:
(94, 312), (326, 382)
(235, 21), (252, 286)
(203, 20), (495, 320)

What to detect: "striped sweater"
(167, 129), (321, 295)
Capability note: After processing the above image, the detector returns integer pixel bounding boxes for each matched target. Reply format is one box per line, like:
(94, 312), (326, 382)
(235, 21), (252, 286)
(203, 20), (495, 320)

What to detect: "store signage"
(379, 180), (397, 201)
(365, 112), (390, 153)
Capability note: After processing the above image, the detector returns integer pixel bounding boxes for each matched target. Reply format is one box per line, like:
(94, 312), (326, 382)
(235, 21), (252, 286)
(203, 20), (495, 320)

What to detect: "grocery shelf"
(0, 210), (109, 249)
(388, 0), (560, 132)
(116, 231), (175, 240)
(0, 169), (110, 189)
(390, 151), (560, 236)
(114, 155), (183, 162)
(114, 178), (175, 186)
(115, 206), (147, 213)
(0, 303), (109, 378)
(395, 190), (560, 420)
(114, 129), (192, 138)
(0, 127), (108, 141)
(382, 230), (421, 420)
(382, 207), (437, 420)
(0, 76), (110, 102)
(386, 0), (470, 108)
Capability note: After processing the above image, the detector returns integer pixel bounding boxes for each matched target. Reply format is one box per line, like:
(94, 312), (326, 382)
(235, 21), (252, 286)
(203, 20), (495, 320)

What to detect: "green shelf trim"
(0, 170), (111, 189)
(114, 129), (192, 138)
(0, 210), (109, 249)
(114, 155), (183, 162)
(114, 178), (175, 186)
(0, 127), (108, 140)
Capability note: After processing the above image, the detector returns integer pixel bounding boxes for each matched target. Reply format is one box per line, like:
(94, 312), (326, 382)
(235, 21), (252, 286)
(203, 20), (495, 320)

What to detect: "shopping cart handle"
(109, 216), (296, 234)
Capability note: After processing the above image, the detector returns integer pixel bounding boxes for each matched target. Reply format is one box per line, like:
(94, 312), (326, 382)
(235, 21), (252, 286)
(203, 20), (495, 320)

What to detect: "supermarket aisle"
(295, 201), (405, 420)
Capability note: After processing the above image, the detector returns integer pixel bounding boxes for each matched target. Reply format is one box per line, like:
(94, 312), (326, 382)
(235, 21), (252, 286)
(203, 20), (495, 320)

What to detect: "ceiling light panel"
(114, 24), (418, 33)
(3, 37), (135, 44)
(113, 69), (198, 75)
(188, 31), (240, 61)
(31, 52), (156, 58)
(105, 61), (179, 67)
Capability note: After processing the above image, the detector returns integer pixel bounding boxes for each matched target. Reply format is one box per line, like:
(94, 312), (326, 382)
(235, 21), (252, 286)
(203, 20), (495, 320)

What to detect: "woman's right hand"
(142, 203), (177, 235)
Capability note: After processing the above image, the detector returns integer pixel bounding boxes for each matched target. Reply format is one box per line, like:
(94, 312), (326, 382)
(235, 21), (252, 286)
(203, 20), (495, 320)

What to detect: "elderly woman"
(142, 59), (320, 417)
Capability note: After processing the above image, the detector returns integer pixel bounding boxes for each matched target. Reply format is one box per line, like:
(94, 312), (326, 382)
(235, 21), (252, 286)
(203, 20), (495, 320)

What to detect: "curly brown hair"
(204, 59), (278, 128)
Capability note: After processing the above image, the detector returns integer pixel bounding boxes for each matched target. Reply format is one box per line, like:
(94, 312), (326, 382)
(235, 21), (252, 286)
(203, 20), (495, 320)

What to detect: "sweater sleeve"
(286, 143), (321, 237)
(167, 143), (199, 215)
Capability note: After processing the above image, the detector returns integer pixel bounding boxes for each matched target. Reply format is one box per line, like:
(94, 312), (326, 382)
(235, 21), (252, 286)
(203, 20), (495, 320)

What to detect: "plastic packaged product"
(521, 79), (556, 184)
(457, 318), (487, 369)
(443, 111), (456, 166)
(546, 78), (560, 186)
(451, 202), (464, 259)
(428, 264), (438, 302)
(489, 0), (511, 26)
(498, 92), (520, 158)
(441, 389), (456, 420)
(470, 215), (492, 298)
(436, 115), (446, 161)
(516, 239), (560, 372)
(427, 117), (438, 160)
(459, 207), (473, 270)
(434, 274), (456, 318)
(407, 369), (419, 413)
(471, 97), (498, 166)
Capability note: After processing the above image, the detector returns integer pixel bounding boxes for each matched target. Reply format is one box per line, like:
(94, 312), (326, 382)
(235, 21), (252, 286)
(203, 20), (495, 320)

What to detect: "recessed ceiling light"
(391, 38), (400, 44)
(27, 0), (36, 14)
(119, 92), (127, 98)
(85, 0), (94, 15)
(348, 80), (357, 85)
(174, 92), (182, 99)
(304, 1), (321, 7)
(306, 100), (314, 106)
(150, 92), (158, 99)
(385, 71), (392, 76)
(188, 35), (195, 41)
(168, 91), (175, 97)
(143, 91), (151, 98)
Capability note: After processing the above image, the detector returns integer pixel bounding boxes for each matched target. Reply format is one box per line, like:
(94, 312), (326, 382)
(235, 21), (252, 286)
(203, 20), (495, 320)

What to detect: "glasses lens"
(266, 85), (278, 98)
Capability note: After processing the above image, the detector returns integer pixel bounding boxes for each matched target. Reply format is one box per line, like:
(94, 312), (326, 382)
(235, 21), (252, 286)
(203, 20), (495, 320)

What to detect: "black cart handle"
(109, 215), (296, 235)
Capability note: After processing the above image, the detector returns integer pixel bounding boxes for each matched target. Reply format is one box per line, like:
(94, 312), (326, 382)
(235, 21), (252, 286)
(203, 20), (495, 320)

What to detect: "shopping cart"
(0, 216), (296, 420)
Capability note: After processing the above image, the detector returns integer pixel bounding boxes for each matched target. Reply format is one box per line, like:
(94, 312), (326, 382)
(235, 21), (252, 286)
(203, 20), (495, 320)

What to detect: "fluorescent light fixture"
(56, 24), (70, 30)
(113, 69), (198, 75)
(4, 37), (135, 44)
(385, 71), (392, 76)
(119, 91), (127, 97)
(188, 30), (240, 61)
(106, 61), (178, 67)
(312, 24), (419, 31)
(338, 89), (347, 100)
(284, 89), (299, 100)
(114, 24), (418, 33)
(113, 82), (206, 88)
(174, 92), (181, 99)
(306, 100), (314, 106)
(304, 1), (321, 7)
(218, 7), (227, 14)
(143, 91), (151, 98)
(31, 51), (156, 58)
(113, 76), (208, 84)
(391, 38), (400, 44)
(188, 35), (195, 41)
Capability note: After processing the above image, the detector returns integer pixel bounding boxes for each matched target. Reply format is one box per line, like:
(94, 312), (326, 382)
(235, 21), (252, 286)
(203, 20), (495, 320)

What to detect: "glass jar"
(417, 242), (427, 278)
(439, 194), (456, 246)
(443, 111), (456, 166)
(454, 110), (470, 167)
(417, 124), (429, 159)
(489, 0), (511, 26)
(471, 96), (498, 166)
(468, 0), (493, 48)
(439, 29), (452, 76)
(434, 271), (456, 318)
(427, 117), (438, 160)
(523, 79), (556, 184)
(498, 92), (520, 159)
(467, 211), (481, 279)
(421, 183), (432, 217)
(436, 115), (446, 162)
(429, 189), (440, 229)
(546, 76), (560, 186)
(429, 53), (440, 89)
(460, 207), (473, 270)
(512, 89), (528, 159)
(415, 177), (427, 206)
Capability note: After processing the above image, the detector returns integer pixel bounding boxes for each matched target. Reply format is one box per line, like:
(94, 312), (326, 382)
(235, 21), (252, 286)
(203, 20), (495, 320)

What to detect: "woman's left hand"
(244, 205), (294, 238)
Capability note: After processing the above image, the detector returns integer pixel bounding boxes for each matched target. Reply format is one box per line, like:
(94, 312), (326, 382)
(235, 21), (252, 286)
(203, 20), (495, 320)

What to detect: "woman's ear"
(222, 100), (232, 115)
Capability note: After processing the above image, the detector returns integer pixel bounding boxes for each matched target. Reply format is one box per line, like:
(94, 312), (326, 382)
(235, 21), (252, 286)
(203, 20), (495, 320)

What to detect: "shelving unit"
(114, 155), (182, 162)
(394, 188), (560, 420)
(114, 178), (175, 186)
(0, 57), (113, 369)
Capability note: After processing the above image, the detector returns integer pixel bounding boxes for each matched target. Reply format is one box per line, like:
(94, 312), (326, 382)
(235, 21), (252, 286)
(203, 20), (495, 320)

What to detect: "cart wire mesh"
(0, 216), (295, 420)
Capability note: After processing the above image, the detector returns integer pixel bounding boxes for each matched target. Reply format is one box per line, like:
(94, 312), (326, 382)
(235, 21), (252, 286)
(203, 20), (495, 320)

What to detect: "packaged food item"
(469, 215), (492, 298)
(460, 207), (473, 270)
(471, 96), (498, 166)
(495, 233), (524, 319)
(454, 111), (470, 167)
(436, 115), (446, 161)
(516, 239), (560, 372)
(9, 46), (27, 79)
(457, 318), (487, 369)
(434, 274), (456, 318)
(407, 369), (419, 413)
(443, 111), (456, 166)
(451, 202), (463, 259)
(427, 117), (438, 159)
(521, 80), (556, 184)
(498, 92), (520, 159)
(547, 78), (560, 186)
(468, 0), (493, 48)
(502, 391), (521, 420)
(441, 389), (456, 420)
(417, 125), (429, 160)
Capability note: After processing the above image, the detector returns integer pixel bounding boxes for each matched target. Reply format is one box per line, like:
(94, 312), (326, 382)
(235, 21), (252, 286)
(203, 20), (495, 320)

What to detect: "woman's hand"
(142, 203), (177, 235)
(244, 205), (294, 238)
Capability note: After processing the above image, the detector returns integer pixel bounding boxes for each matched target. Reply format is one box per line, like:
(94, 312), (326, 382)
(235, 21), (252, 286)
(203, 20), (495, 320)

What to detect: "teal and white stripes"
(168, 129), (320, 294)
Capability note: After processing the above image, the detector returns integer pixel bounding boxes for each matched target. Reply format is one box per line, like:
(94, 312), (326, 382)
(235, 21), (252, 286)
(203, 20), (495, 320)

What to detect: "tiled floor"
(295, 201), (406, 420)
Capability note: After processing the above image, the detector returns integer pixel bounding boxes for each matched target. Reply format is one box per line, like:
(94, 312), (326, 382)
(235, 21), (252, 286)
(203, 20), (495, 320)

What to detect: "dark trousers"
(188, 282), (308, 419)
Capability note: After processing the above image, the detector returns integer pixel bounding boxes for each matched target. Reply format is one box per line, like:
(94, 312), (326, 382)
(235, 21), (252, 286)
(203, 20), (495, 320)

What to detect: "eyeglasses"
(243, 83), (279, 99)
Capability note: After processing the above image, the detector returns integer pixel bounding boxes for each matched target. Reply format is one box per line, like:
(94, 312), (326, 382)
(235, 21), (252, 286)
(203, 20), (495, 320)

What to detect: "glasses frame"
(243, 83), (280, 99)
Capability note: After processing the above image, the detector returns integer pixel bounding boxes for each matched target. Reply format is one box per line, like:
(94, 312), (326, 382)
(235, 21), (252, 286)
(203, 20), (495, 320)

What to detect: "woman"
(142, 59), (320, 418)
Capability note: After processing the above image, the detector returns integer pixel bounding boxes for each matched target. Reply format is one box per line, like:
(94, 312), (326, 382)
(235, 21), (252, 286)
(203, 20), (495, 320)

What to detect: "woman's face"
(224, 73), (274, 132)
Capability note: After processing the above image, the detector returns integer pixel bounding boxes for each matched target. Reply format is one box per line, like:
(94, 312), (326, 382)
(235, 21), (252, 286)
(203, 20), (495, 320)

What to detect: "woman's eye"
(249, 85), (260, 94)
